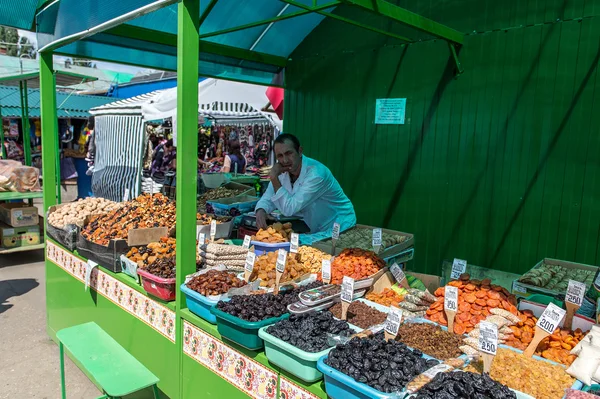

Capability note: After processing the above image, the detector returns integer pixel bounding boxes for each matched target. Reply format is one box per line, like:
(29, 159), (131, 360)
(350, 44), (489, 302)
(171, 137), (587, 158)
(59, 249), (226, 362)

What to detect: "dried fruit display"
(328, 301), (387, 329)
(519, 262), (595, 291)
(330, 248), (386, 284)
(186, 269), (246, 296)
(144, 256), (176, 279)
(425, 274), (517, 333)
(198, 187), (246, 212)
(252, 223), (293, 243)
(396, 323), (464, 360)
(324, 335), (440, 393)
(464, 348), (575, 399)
(318, 227), (408, 252)
(266, 312), (352, 352)
(48, 198), (122, 228)
(414, 371), (516, 399)
(365, 288), (405, 307)
(126, 237), (176, 268)
(296, 246), (330, 274)
(248, 251), (310, 287)
(196, 213), (232, 225)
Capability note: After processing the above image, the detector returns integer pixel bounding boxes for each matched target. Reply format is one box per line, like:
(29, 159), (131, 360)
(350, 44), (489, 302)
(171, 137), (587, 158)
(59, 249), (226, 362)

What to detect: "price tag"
(197, 233), (206, 252)
(512, 281), (528, 295)
(341, 276), (355, 303)
(566, 280), (586, 306)
(242, 235), (251, 249)
(245, 251), (256, 273)
(210, 220), (217, 241)
(537, 303), (567, 334)
(450, 258), (467, 279)
(85, 260), (98, 291)
(444, 286), (458, 312)
(390, 263), (405, 284)
(290, 233), (299, 253)
(123, 188), (130, 202)
(384, 306), (403, 337)
(332, 222), (341, 240)
(322, 258), (332, 283)
(276, 249), (287, 273)
(372, 228), (382, 248)
(478, 321), (498, 355)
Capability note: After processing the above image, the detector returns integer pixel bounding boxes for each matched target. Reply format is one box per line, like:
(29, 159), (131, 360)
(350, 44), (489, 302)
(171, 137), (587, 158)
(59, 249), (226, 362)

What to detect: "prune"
(324, 335), (438, 393)
(216, 282), (322, 322)
(415, 371), (516, 399)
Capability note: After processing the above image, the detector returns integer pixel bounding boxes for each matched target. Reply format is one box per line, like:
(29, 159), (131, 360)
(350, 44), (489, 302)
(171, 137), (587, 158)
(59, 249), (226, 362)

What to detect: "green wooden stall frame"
(37, 1), (462, 398)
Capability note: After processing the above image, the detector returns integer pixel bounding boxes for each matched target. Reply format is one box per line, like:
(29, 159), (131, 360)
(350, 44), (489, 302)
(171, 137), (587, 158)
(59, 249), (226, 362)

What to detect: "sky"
(17, 29), (151, 75)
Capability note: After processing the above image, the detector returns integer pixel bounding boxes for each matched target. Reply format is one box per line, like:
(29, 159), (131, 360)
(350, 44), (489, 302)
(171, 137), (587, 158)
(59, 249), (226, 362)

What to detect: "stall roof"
(0, 71), (98, 89)
(35, 0), (464, 86)
(0, 85), (120, 118)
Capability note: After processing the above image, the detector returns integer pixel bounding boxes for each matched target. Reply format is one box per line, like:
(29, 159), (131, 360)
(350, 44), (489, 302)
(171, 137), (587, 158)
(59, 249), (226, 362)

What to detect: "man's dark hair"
(274, 133), (301, 153)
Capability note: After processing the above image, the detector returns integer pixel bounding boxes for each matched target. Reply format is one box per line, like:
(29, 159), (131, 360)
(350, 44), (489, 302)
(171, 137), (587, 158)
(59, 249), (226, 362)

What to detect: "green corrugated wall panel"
(286, 4), (600, 275)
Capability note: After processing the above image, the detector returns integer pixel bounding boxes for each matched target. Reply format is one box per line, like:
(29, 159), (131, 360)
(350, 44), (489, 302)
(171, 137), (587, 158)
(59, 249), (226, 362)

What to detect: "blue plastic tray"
(181, 283), (225, 324)
(251, 240), (291, 256)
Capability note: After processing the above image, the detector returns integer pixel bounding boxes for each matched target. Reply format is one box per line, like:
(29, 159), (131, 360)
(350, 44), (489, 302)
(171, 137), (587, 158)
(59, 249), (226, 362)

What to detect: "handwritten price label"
(384, 306), (403, 336)
(290, 233), (299, 253)
(242, 235), (251, 249)
(478, 321), (498, 355)
(276, 249), (287, 273)
(444, 286), (458, 312)
(332, 223), (341, 240)
(390, 263), (405, 284)
(322, 259), (331, 282)
(450, 258), (467, 279)
(372, 228), (382, 247)
(210, 220), (217, 240)
(537, 303), (566, 334)
(341, 276), (355, 303)
(245, 251), (256, 273)
(565, 280), (586, 307)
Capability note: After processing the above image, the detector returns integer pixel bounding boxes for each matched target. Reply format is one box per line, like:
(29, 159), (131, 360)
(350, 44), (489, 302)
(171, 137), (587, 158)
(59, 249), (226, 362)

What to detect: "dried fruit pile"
(365, 288), (404, 307)
(296, 246), (330, 274)
(196, 213), (231, 226)
(425, 274), (517, 333)
(329, 248), (386, 284)
(252, 223), (293, 243)
(126, 237), (176, 268)
(414, 371), (516, 399)
(249, 251), (310, 288)
(396, 323), (463, 360)
(519, 262), (594, 291)
(144, 256), (176, 279)
(328, 301), (387, 329)
(198, 187), (246, 212)
(186, 270), (246, 296)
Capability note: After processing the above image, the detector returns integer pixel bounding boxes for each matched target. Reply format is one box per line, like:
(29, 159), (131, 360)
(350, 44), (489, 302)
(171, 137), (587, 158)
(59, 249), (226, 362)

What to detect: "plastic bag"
(405, 359), (465, 394)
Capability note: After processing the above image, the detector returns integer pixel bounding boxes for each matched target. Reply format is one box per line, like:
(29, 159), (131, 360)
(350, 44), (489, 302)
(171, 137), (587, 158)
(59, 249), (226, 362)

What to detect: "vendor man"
(255, 133), (356, 243)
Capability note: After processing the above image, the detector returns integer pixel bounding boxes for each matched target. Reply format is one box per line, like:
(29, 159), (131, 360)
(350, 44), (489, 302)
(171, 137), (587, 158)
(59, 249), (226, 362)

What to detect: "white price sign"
(332, 222), (341, 240)
(537, 303), (566, 334)
(444, 286), (459, 312)
(322, 258), (332, 282)
(290, 233), (299, 253)
(242, 235), (251, 249)
(210, 220), (217, 239)
(245, 251), (256, 273)
(384, 306), (403, 336)
(372, 228), (382, 247)
(197, 233), (206, 251)
(566, 280), (586, 306)
(390, 263), (405, 283)
(85, 260), (98, 291)
(123, 188), (130, 202)
(341, 276), (355, 303)
(450, 258), (467, 279)
(276, 249), (287, 273)
(478, 321), (498, 355)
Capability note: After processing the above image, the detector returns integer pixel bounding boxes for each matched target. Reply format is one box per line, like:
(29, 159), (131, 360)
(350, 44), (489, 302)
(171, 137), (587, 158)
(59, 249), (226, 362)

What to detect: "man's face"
(274, 140), (302, 174)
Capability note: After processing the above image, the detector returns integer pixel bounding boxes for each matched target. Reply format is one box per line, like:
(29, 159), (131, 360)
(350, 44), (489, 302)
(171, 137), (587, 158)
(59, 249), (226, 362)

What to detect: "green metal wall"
(284, 0), (600, 275)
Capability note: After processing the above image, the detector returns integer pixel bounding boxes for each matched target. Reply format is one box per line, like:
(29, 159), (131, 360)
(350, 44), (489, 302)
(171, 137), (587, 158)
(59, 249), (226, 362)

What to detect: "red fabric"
(266, 87), (284, 120)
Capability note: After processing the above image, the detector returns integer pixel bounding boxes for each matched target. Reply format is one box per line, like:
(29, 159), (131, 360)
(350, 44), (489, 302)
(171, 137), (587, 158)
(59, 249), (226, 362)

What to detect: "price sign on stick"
(565, 280), (586, 330)
(290, 233), (299, 253)
(390, 263), (409, 289)
(244, 251), (256, 282)
(242, 235), (251, 249)
(123, 188), (130, 202)
(322, 258), (332, 284)
(444, 285), (459, 334)
(341, 276), (355, 321)
(524, 303), (566, 357)
(372, 228), (382, 254)
(384, 306), (403, 341)
(478, 321), (498, 373)
(331, 222), (340, 255)
(85, 260), (98, 291)
(197, 233), (206, 252)
(274, 249), (287, 295)
(210, 220), (217, 242)
(450, 258), (467, 280)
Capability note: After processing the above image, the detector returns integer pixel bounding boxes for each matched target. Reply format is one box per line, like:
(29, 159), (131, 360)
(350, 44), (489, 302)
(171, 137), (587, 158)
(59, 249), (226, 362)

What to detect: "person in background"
(255, 133), (356, 244)
(222, 139), (246, 174)
(151, 139), (175, 174)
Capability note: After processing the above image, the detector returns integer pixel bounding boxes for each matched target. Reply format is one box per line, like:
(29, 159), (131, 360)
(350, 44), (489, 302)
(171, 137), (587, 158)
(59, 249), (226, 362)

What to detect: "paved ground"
(1, 185), (100, 398)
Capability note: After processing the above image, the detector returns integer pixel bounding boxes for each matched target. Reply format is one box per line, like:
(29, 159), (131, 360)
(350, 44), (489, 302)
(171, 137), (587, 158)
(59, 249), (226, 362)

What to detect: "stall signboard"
(375, 98), (407, 124)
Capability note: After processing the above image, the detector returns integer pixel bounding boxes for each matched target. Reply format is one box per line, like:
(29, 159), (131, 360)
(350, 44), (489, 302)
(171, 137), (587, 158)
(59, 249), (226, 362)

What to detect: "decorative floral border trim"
(279, 377), (323, 399)
(46, 240), (176, 342)
(183, 321), (278, 399)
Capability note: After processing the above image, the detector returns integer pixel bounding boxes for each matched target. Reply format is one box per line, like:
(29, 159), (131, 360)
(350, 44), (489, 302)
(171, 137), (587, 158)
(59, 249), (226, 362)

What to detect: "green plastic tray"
(210, 306), (289, 350)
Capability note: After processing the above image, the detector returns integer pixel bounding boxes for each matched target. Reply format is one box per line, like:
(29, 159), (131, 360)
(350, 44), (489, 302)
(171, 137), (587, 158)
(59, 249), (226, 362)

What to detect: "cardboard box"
(0, 222), (41, 249)
(0, 203), (39, 227)
(366, 270), (441, 296)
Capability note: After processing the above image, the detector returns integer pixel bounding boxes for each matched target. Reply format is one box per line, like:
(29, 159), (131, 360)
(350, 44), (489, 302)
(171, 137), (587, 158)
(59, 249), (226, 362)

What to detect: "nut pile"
(48, 198), (122, 228)
(252, 223), (293, 243)
(266, 312), (352, 352)
(186, 270), (246, 296)
(144, 256), (176, 279)
(249, 251), (309, 287)
(216, 281), (322, 322)
(414, 371), (516, 399)
(329, 248), (386, 284)
(126, 237), (176, 268)
(329, 301), (387, 329)
(319, 227), (408, 252)
(464, 348), (575, 399)
(397, 323), (464, 360)
(296, 246), (330, 274)
(324, 336), (439, 393)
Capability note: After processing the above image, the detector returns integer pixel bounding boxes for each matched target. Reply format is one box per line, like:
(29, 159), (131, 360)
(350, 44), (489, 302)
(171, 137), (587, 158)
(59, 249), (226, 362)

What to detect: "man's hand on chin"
(270, 163), (286, 180)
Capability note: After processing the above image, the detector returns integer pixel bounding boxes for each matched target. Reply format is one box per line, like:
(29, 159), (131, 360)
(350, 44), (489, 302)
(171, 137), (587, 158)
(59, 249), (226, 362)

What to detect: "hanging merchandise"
(7, 119), (19, 138)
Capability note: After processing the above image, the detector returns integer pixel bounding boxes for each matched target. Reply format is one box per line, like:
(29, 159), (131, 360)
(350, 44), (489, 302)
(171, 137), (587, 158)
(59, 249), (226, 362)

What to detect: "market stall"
(36, 1), (600, 399)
